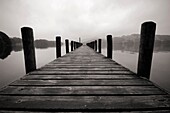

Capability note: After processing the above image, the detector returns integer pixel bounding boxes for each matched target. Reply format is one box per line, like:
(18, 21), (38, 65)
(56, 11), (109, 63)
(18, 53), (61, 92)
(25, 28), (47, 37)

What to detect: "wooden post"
(107, 35), (112, 59)
(79, 37), (81, 43)
(137, 21), (156, 79)
(21, 27), (36, 74)
(74, 42), (77, 49)
(56, 36), (61, 58)
(71, 41), (74, 51)
(74, 41), (76, 50)
(95, 40), (97, 51)
(98, 39), (101, 53)
(76, 42), (78, 49)
(92, 41), (95, 50)
(65, 39), (69, 53)
(90, 42), (93, 49)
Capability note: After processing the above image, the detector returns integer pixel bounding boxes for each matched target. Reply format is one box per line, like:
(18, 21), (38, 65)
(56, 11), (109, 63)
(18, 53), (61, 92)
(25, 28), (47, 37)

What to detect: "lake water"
(0, 46), (170, 93)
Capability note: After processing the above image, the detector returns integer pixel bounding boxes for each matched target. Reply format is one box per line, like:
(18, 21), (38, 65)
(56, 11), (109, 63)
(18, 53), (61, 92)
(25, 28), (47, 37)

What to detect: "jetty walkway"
(0, 45), (169, 112)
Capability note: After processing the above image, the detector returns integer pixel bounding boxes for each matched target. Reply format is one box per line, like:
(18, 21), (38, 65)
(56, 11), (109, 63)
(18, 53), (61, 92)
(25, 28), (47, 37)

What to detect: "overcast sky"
(0, 0), (169, 42)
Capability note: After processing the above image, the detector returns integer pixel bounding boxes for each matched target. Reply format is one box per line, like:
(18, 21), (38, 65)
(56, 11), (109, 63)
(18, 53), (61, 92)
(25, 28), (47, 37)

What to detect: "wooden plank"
(0, 95), (169, 111)
(52, 58), (113, 61)
(29, 70), (134, 75)
(50, 62), (117, 64)
(1, 110), (170, 113)
(22, 75), (138, 80)
(45, 63), (121, 66)
(10, 79), (153, 86)
(39, 67), (128, 71)
(43, 65), (123, 68)
(0, 86), (166, 95)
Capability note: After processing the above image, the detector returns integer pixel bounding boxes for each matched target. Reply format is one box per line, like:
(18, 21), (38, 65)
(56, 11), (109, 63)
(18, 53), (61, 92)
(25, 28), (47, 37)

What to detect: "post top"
(107, 35), (112, 37)
(56, 36), (61, 38)
(21, 27), (33, 30)
(142, 21), (156, 26)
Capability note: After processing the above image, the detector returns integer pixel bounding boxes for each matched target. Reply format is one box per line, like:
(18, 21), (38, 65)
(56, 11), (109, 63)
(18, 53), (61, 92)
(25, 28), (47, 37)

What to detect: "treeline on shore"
(100, 34), (170, 52)
(10, 37), (64, 51)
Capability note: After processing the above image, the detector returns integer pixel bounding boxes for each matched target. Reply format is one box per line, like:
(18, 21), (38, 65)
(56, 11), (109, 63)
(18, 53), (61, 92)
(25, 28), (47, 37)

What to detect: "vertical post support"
(107, 35), (112, 59)
(95, 40), (97, 51)
(137, 21), (156, 79)
(21, 27), (36, 74)
(98, 39), (101, 53)
(71, 41), (74, 51)
(74, 41), (76, 50)
(79, 37), (81, 43)
(65, 39), (69, 53)
(92, 41), (95, 50)
(56, 36), (61, 58)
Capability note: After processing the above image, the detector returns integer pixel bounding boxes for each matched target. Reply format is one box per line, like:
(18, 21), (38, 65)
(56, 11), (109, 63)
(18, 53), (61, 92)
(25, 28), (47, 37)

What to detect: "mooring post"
(89, 42), (91, 48)
(90, 42), (93, 49)
(76, 42), (78, 49)
(74, 42), (77, 49)
(92, 41), (95, 50)
(137, 21), (156, 79)
(65, 39), (69, 53)
(74, 41), (76, 49)
(21, 27), (36, 74)
(95, 40), (97, 51)
(71, 41), (74, 51)
(107, 35), (112, 59)
(98, 39), (101, 53)
(56, 36), (61, 58)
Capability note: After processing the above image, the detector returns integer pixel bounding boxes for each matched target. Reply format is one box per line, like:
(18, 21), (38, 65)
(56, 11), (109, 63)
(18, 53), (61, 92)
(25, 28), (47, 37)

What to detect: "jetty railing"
(86, 21), (156, 79)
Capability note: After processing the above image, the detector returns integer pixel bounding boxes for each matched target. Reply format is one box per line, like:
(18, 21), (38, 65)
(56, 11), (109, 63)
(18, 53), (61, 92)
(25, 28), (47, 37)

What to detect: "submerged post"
(98, 39), (101, 53)
(65, 39), (69, 53)
(21, 27), (36, 74)
(137, 21), (156, 79)
(71, 41), (74, 51)
(107, 35), (112, 59)
(56, 36), (61, 58)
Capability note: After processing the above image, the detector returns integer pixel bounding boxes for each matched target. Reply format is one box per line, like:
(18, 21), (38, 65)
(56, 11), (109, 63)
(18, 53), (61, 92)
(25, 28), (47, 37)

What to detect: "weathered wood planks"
(0, 95), (170, 111)
(0, 45), (169, 112)
(10, 79), (153, 86)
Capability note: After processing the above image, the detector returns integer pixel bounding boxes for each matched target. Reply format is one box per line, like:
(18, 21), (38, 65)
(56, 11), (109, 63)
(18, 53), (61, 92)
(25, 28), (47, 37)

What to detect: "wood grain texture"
(10, 79), (153, 86)
(0, 95), (170, 111)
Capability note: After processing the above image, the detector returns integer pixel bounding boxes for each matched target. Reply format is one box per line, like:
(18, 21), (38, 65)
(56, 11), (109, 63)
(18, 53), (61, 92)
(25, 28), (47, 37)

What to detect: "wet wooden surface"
(0, 45), (169, 112)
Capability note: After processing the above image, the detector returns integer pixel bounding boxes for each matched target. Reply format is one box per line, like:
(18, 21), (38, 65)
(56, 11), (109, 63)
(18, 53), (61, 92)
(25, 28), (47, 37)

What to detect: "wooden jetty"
(0, 21), (170, 112)
(0, 45), (170, 112)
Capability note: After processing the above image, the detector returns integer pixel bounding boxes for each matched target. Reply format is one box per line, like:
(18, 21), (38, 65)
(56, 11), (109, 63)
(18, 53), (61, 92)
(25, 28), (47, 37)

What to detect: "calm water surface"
(0, 46), (170, 93)
(102, 49), (170, 93)
(0, 46), (65, 89)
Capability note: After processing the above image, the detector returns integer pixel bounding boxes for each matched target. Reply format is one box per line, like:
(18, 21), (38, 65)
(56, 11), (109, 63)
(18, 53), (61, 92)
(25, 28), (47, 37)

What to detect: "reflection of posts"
(137, 21), (156, 79)
(56, 36), (61, 58)
(21, 27), (36, 74)
(107, 35), (112, 59)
